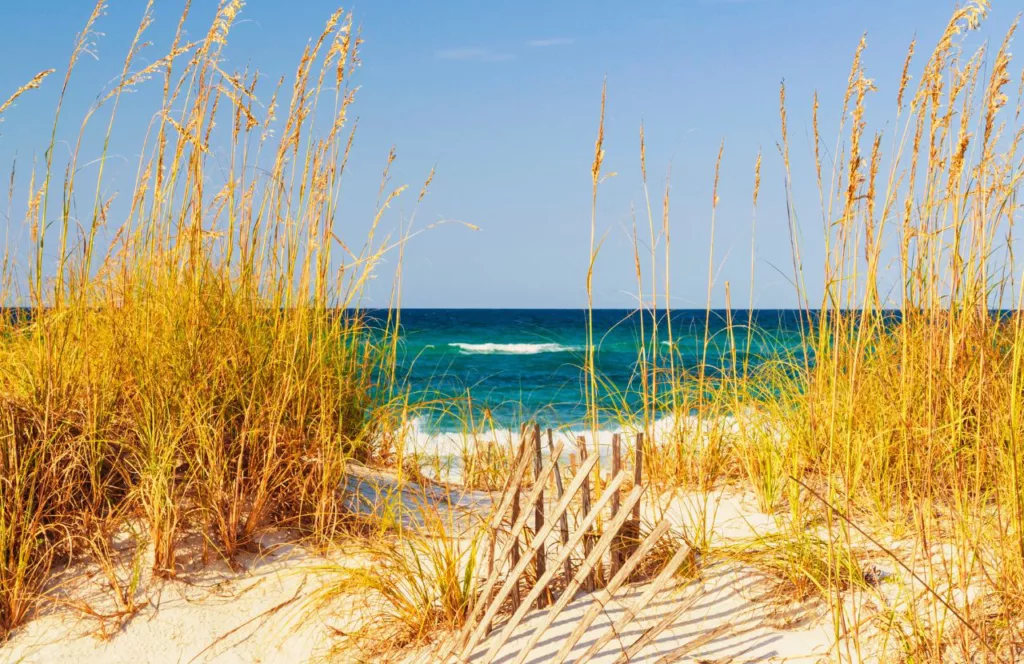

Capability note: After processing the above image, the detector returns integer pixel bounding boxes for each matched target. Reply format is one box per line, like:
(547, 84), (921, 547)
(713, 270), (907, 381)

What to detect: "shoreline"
(400, 412), (745, 481)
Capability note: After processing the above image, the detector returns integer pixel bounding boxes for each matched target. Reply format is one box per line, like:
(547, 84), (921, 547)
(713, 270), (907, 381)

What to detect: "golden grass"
(599, 1), (1024, 659)
(0, 1), (414, 639)
(309, 503), (484, 653)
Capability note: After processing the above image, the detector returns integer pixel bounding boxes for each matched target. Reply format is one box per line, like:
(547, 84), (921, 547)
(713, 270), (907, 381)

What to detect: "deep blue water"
(389, 309), (811, 430)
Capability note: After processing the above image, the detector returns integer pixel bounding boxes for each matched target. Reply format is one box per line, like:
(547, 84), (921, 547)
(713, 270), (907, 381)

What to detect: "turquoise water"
(389, 309), (810, 431)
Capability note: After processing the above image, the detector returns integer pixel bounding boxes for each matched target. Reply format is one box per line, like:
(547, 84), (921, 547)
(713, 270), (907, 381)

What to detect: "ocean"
(389, 309), (811, 431)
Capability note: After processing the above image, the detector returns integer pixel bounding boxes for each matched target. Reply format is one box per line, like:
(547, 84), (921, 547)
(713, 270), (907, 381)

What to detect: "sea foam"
(449, 342), (579, 355)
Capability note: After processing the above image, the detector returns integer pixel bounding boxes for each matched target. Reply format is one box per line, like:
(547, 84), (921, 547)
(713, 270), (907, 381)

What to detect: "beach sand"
(1, 433), (943, 663)
(2, 532), (361, 664)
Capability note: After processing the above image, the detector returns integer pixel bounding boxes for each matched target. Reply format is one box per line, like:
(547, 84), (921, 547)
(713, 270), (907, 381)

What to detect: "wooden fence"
(441, 423), (695, 663)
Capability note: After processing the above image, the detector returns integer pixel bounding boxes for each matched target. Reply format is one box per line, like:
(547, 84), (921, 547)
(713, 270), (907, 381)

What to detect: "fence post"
(532, 423), (547, 607)
(510, 425), (524, 611)
(619, 431), (644, 563)
(547, 427), (572, 584)
(633, 432), (644, 523)
(577, 435), (595, 592)
(610, 433), (623, 576)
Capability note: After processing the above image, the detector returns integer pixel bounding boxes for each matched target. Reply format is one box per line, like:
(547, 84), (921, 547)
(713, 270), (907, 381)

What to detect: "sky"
(0, 0), (1019, 309)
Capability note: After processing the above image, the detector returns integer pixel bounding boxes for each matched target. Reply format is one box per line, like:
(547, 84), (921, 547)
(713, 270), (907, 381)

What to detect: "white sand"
(454, 562), (838, 663)
(1, 465), (491, 664)
(2, 532), (366, 664)
(423, 488), (867, 664)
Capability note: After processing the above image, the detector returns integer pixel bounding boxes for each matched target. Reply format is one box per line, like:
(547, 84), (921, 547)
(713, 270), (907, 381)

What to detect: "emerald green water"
(389, 309), (810, 431)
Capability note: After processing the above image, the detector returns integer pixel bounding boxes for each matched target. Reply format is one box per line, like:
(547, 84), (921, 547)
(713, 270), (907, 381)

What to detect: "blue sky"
(0, 1), (1018, 308)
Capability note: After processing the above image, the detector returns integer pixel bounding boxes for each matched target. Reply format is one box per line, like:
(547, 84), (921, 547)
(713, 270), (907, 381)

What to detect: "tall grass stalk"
(0, 2), (411, 638)
(577, 1), (1024, 659)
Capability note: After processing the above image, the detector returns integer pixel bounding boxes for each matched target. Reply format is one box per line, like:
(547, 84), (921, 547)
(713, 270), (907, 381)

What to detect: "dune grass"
(0, 0), (415, 639)
(308, 498), (485, 654)
(591, 1), (1024, 659)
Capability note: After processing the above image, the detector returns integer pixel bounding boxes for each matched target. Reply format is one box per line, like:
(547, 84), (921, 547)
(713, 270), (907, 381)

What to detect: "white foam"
(449, 342), (579, 355)
(394, 413), (735, 483)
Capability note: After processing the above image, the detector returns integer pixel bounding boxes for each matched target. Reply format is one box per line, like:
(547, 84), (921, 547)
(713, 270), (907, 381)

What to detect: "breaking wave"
(449, 342), (579, 355)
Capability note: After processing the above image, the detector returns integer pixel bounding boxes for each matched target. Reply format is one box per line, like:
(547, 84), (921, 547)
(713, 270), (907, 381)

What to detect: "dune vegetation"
(1, 0), (1024, 662)
(0, 0), (412, 639)
(596, 1), (1024, 659)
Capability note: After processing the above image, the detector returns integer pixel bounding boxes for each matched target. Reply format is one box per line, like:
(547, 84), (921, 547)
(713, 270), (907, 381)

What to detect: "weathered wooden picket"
(441, 423), (694, 663)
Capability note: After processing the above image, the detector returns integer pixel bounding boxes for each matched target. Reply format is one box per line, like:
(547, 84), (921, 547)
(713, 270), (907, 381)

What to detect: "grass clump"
(0, 1), (413, 639)
(580, 0), (1024, 658)
(312, 503), (484, 653)
(726, 530), (867, 604)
